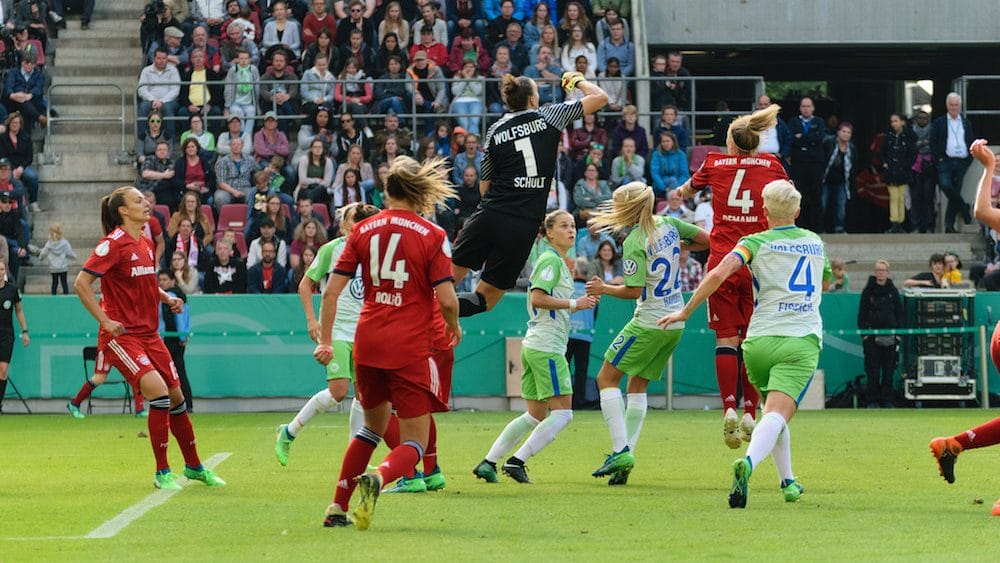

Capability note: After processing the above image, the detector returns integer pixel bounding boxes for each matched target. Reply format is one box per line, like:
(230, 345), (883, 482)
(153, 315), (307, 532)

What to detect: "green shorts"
(741, 335), (820, 404)
(604, 320), (682, 381)
(326, 340), (355, 381)
(521, 346), (572, 401)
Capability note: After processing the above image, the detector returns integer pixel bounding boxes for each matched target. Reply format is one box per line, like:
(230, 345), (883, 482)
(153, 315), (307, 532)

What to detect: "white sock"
(287, 388), (337, 437)
(771, 425), (794, 482)
(348, 397), (365, 438)
(624, 393), (647, 453)
(745, 412), (786, 470)
(600, 387), (628, 452)
(485, 412), (540, 464)
(513, 410), (573, 461)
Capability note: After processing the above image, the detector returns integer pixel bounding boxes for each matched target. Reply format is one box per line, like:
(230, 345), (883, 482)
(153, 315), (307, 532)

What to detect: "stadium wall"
(9, 294), (1000, 403)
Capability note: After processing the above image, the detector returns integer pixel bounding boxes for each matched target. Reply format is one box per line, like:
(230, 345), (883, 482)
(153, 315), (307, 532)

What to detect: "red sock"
(738, 355), (759, 418)
(954, 416), (1000, 450)
(422, 416), (437, 474)
(333, 430), (380, 512)
(377, 442), (422, 485)
(383, 414), (400, 449)
(72, 380), (96, 406)
(134, 392), (145, 413)
(169, 407), (202, 468)
(147, 397), (171, 472)
(715, 346), (739, 411)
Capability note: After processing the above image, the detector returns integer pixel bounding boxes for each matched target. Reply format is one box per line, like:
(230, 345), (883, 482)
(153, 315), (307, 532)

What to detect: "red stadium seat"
(213, 230), (248, 257)
(282, 204), (291, 222)
(313, 202), (331, 227)
(689, 145), (723, 175)
(218, 204), (248, 231)
(201, 204), (216, 231)
(153, 204), (170, 222)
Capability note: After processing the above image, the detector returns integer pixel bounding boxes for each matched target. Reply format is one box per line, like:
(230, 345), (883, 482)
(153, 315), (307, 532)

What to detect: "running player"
(675, 104), (789, 448)
(74, 186), (225, 490)
(472, 210), (597, 484)
(584, 182), (709, 485)
(659, 180), (831, 508)
(313, 156), (461, 530)
(452, 71), (608, 317)
(274, 202), (380, 466)
(929, 139), (1000, 516)
(0, 260), (28, 413)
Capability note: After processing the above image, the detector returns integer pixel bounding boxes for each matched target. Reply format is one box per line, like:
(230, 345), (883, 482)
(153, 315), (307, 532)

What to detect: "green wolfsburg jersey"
(732, 225), (832, 342)
(306, 237), (364, 342)
(522, 249), (574, 354)
(621, 215), (701, 330)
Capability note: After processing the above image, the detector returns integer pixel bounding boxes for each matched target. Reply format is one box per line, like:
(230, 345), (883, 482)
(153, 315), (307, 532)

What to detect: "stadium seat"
(153, 204), (170, 222)
(218, 204), (248, 231)
(201, 204), (216, 231)
(655, 200), (669, 214)
(214, 230), (249, 256)
(689, 145), (723, 175)
(313, 202), (331, 227)
(282, 204), (291, 222)
(82, 346), (131, 415)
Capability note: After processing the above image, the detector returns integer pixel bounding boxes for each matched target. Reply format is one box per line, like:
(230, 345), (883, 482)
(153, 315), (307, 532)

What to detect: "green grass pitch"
(2, 409), (999, 560)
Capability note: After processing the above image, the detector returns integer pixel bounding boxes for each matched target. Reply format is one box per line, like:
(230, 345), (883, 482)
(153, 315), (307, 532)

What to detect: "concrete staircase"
(26, 1), (142, 294)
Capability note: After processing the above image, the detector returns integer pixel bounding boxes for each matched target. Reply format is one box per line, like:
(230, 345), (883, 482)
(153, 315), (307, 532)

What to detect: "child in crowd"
(266, 156), (287, 192)
(829, 259), (849, 292)
(37, 223), (77, 295)
(944, 252), (963, 286)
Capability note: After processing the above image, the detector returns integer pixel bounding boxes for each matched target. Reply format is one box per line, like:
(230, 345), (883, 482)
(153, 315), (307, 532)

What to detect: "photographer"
(857, 260), (904, 408)
(140, 1), (182, 58)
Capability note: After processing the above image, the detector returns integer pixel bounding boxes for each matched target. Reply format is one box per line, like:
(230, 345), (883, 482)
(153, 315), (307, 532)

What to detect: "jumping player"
(452, 71), (608, 317)
(929, 139), (1000, 516)
(74, 186), (225, 490)
(675, 104), (789, 448)
(313, 156), (461, 530)
(659, 180), (831, 508)
(472, 210), (597, 484)
(275, 203), (381, 466)
(585, 183), (709, 485)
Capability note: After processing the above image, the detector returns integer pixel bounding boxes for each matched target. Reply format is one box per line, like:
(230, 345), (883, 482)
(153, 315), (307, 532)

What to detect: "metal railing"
(42, 83), (128, 165)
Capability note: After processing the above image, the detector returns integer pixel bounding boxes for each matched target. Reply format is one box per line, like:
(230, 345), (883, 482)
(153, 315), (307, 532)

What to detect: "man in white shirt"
(930, 92), (974, 232)
(138, 48), (182, 138)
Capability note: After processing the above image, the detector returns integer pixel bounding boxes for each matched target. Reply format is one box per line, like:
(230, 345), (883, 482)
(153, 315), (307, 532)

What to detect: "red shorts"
(706, 255), (753, 338)
(355, 359), (449, 419)
(991, 321), (1000, 372)
(430, 348), (454, 412)
(98, 332), (179, 390)
(93, 345), (113, 376)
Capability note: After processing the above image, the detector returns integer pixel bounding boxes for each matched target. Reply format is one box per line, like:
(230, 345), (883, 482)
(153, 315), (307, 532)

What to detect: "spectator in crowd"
(943, 251), (964, 286)
(528, 22), (558, 66)
(649, 51), (690, 113)
(12, 23), (44, 68)
(290, 244), (319, 290)
(180, 114), (216, 154)
(651, 105), (689, 154)
(193, 0), (228, 36)
(216, 109), (253, 159)
(223, 48), (260, 131)
(486, 0), (518, 48)
(570, 113), (607, 160)
(213, 137), (254, 210)
(754, 94), (791, 163)
(332, 167), (367, 208)
(649, 130), (689, 198)
(300, 53), (337, 121)
(447, 0), (488, 42)
(254, 111), (292, 177)
(173, 138), (217, 204)
(289, 217), (328, 269)
(333, 114), (369, 163)
(910, 110), (936, 233)
(693, 187), (713, 235)
(221, 0), (260, 44)
(372, 111), (412, 156)
(828, 258), (849, 292)
(410, 0), (447, 48)
(248, 239), (289, 293)
(187, 25), (223, 72)
(821, 121), (858, 234)
(0, 113), (39, 212)
(904, 253), (947, 288)
(406, 50), (449, 132)
(788, 96), (827, 232)
(524, 45), (563, 104)
(259, 50), (300, 137)
(145, 25), (186, 67)
(168, 251), (201, 296)
(448, 26), (491, 76)
(609, 104), (647, 159)
(50, 0), (96, 30)
(335, 57), (373, 117)
(219, 21), (260, 72)
(297, 138), (335, 200)
(0, 193), (25, 280)
(573, 141), (610, 186)
(881, 113), (918, 234)
(594, 6), (629, 46)
(596, 18), (633, 77)
(155, 270), (192, 411)
(247, 216), (289, 268)
(303, 29), (340, 75)
(3, 45), (46, 134)
(558, 1), (592, 44)
(485, 44), (515, 113)
(496, 21), (529, 72)
(452, 133), (483, 185)
(522, 1), (553, 48)
(178, 49), (225, 134)
(336, 0), (377, 49)
(560, 23), (596, 76)
(262, 1), (303, 61)
(573, 162), (611, 222)
(14, 0), (47, 47)
(454, 165), (481, 229)
(659, 188), (695, 222)
(136, 140), (177, 206)
(247, 182), (288, 240)
(373, 135), (406, 169)
(303, 0), (339, 46)
(450, 61), (485, 134)
(931, 92), (975, 233)
(203, 238), (248, 293)
(594, 240), (624, 284)
(290, 197), (328, 232)
(858, 260), (903, 408)
(575, 222), (616, 261)
(610, 137), (645, 188)
(139, 48), (181, 139)
(331, 143), (375, 195)
(592, 0), (629, 19)
(336, 27), (376, 75)
(373, 57), (411, 118)
(375, 30), (409, 74)
(678, 248), (703, 292)
(409, 24), (448, 70)
(35, 222), (77, 295)
(164, 216), (208, 271)
(378, 1), (410, 49)
(595, 57), (625, 115)
(295, 106), (336, 166)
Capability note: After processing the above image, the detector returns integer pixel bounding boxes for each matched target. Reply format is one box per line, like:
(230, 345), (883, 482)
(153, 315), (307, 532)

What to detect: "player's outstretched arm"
(657, 252), (743, 327)
(529, 287), (597, 311)
(971, 139), (1000, 230)
(585, 276), (641, 300)
(574, 77), (609, 116)
(434, 281), (463, 346)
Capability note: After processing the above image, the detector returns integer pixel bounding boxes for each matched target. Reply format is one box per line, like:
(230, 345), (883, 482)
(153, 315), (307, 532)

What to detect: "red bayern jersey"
(430, 298), (452, 353)
(690, 152), (789, 258)
(82, 228), (161, 335)
(334, 209), (454, 369)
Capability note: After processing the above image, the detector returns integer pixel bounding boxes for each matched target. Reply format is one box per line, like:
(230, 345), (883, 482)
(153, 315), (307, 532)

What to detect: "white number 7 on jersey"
(369, 233), (410, 289)
(514, 138), (538, 176)
(727, 169), (754, 214)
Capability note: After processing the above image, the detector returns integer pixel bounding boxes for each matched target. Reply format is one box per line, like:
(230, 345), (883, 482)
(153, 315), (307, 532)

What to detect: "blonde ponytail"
(587, 182), (656, 246)
(728, 103), (780, 154)
(385, 155), (457, 216)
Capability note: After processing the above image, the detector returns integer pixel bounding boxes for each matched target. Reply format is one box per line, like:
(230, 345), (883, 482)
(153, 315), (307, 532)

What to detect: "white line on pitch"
(84, 452), (232, 540)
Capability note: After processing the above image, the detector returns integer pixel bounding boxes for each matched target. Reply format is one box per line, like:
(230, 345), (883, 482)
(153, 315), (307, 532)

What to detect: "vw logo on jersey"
(349, 277), (365, 300)
(1, 300), (10, 310)
(623, 259), (638, 276)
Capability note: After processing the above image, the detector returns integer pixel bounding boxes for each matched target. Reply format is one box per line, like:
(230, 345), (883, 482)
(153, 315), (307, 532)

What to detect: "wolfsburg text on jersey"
(491, 118), (546, 146)
(766, 242), (824, 256)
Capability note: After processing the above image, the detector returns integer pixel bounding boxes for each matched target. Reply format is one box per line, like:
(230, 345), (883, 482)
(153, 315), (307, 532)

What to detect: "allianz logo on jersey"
(130, 265), (156, 277)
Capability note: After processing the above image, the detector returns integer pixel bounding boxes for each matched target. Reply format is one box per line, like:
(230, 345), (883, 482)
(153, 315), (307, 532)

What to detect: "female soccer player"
(584, 182), (708, 485)
(659, 180), (831, 508)
(0, 260), (28, 413)
(930, 139), (1000, 516)
(313, 156), (461, 530)
(451, 71), (608, 318)
(675, 104), (790, 448)
(74, 186), (225, 490)
(472, 210), (597, 484)
(275, 202), (381, 466)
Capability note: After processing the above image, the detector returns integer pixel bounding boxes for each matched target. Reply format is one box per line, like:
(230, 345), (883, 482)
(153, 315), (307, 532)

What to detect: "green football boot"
(153, 470), (182, 490)
(384, 473), (427, 493)
(184, 466), (227, 486)
(780, 479), (804, 502)
(66, 402), (85, 419)
(423, 466), (446, 491)
(592, 448), (635, 478)
(275, 424), (293, 466)
(729, 458), (752, 508)
(608, 466), (632, 486)
(473, 460), (499, 483)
